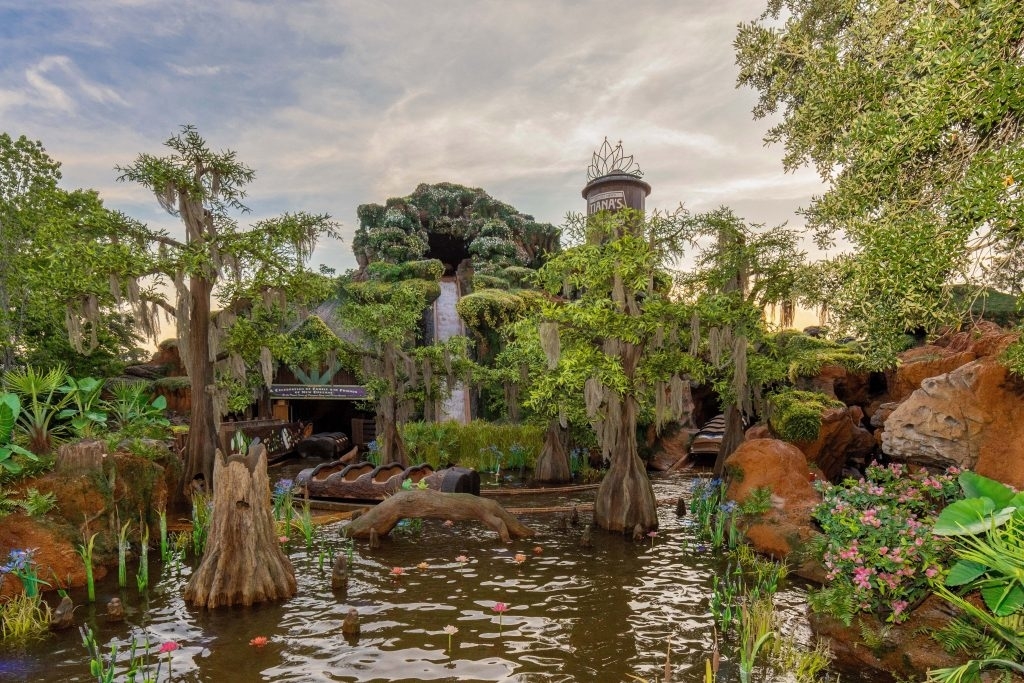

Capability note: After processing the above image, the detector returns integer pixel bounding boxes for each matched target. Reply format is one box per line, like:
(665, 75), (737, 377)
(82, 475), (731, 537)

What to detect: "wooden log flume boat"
(295, 460), (481, 502)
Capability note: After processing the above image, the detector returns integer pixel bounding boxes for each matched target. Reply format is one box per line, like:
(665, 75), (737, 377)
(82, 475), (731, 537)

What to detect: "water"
(3, 474), (855, 682)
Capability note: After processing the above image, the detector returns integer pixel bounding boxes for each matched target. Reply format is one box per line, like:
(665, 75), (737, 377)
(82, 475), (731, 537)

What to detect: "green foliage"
(0, 393), (38, 474)
(401, 420), (544, 470)
(0, 592), (51, 643)
(103, 381), (171, 440)
(58, 376), (107, 439)
(767, 389), (844, 442)
(1002, 334), (1024, 378)
(367, 259), (445, 283)
(808, 582), (857, 627)
(353, 182), (559, 271)
(2, 364), (69, 455)
(812, 463), (962, 623)
(736, 0), (1024, 364)
(457, 289), (533, 335)
(17, 488), (57, 517)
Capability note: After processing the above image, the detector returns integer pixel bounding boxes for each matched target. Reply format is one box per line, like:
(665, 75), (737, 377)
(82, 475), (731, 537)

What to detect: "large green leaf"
(959, 471), (1016, 509)
(0, 393), (20, 443)
(945, 559), (989, 587)
(934, 498), (1014, 536)
(981, 583), (1024, 617)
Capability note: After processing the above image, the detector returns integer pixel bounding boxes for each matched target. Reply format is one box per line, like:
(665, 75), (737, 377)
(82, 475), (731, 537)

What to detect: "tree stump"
(55, 440), (106, 475)
(183, 445), (296, 608)
(344, 490), (534, 543)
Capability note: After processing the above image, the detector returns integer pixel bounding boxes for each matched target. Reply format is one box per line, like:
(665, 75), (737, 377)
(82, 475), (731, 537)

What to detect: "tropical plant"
(811, 463), (961, 623)
(0, 393), (38, 474)
(58, 375), (107, 438)
(2, 364), (70, 454)
(0, 591), (51, 642)
(104, 381), (171, 439)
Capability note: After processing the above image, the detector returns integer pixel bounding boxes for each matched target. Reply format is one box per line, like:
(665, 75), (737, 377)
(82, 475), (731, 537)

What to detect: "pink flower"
(390, 566), (404, 576)
(456, 555), (469, 563)
(925, 567), (939, 579)
(492, 602), (508, 614)
(892, 600), (909, 616)
(278, 536), (288, 543)
(158, 641), (179, 654)
(249, 636), (269, 648)
(514, 553), (526, 564)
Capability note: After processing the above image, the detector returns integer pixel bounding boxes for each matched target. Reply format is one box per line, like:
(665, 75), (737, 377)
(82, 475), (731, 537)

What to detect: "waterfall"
(434, 278), (470, 423)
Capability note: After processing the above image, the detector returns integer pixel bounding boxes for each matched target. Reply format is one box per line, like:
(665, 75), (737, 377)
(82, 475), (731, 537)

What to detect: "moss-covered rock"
(353, 182), (559, 272)
(767, 389), (845, 442)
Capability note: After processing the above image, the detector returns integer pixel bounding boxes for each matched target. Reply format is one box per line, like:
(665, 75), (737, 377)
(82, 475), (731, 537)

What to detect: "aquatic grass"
(1, 591), (51, 642)
(136, 521), (150, 592)
(738, 599), (775, 683)
(77, 533), (98, 603)
(158, 508), (169, 563)
(272, 478), (295, 524)
(79, 625), (179, 683)
(292, 503), (316, 549)
(191, 491), (212, 556)
(117, 520), (131, 588)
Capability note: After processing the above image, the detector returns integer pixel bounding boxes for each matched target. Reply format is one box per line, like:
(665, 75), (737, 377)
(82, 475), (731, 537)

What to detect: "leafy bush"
(400, 420), (543, 470)
(767, 389), (844, 442)
(812, 462), (962, 623)
(18, 489), (57, 517)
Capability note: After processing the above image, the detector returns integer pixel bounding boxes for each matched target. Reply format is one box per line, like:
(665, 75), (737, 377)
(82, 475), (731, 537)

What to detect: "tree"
(535, 209), (704, 532)
(114, 126), (339, 494)
(735, 0), (1024, 366)
(0, 134), (147, 373)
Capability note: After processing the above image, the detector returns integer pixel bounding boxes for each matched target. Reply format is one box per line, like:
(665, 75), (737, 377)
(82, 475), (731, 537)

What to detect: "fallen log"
(344, 489), (534, 543)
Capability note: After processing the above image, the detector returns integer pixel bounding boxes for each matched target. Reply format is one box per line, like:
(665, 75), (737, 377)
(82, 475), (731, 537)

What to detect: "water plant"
(118, 520), (131, 588)
(79, 625), (179, 683)
(1, 590), (51, 642)
(272, 478), (294, 525)
(293, 502), (316, 549)
(158, 509), (169, 563)
(191, 491), (212, 556)
(811, 462), (961, 623)
(737, 599), (775, 683)
(365, 440), (382, 466)
(493, 601), (508, 636)
(77, 533), (98, 602)
(136, 521), (150, 592)
(443, 624), (458, 653)
(0, 548), (46, 597)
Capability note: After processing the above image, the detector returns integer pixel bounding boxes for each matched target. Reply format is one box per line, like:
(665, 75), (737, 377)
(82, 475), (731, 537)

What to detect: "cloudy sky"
(0, 0), (826, 274)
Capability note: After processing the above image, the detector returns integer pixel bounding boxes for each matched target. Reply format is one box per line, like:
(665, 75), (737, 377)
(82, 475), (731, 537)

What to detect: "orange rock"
(887, 345), (977, 402)
(791, 406), (876, 481)
(882, 358), (1024, 488)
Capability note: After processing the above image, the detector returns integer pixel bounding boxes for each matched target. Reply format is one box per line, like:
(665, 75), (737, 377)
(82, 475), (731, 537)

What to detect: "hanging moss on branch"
(767, 389), (845, 443)
(456, 289), (533, 335)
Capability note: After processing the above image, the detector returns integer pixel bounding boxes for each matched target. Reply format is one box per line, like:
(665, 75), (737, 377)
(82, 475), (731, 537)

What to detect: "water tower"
(582, 138), (651, 214)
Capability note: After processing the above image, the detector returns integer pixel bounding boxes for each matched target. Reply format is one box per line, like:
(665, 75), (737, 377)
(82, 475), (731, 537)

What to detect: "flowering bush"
(812, 462), (962, 623)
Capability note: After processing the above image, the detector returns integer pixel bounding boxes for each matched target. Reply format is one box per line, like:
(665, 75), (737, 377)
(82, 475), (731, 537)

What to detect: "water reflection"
(9, 474), (857, 682)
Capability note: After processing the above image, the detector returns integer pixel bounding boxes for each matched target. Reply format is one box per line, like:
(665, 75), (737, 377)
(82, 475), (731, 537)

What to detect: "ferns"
(808, 583), (857, 626)
(933, 617), (1007, 659)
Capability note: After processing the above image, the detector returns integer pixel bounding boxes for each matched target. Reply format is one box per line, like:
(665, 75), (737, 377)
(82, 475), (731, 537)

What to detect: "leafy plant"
(104, 381), (171, 440)
(2, 364), (70, 454)
(58, 376), (107, 438)
(0, 548), (47, 597)
(0, 591), (51, 642)
(0, 393), (40, 473)
(18, 488), (57, 517)
(77, 533), (98, 603)
(812, 462), (961, 623)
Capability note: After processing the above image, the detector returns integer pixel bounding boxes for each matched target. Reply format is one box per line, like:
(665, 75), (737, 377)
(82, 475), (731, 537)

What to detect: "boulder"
(0, 515), (97, 597)
(936, 321), (1018, 357)
(796, 364), (872, 407)
(887, 345), (977, 403)
(792, 406), (876, 481)
(647, 424), (695, 471)
(724, 439), (821, 559)
(881, 358), (1024, 488)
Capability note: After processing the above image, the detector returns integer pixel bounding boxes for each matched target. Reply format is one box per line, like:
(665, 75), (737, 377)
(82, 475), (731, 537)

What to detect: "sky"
(0, 0), (827, 277)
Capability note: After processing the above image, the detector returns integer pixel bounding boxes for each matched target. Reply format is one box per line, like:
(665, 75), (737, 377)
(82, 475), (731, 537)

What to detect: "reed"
(117, 520), (131, 588)
(136, 521), (150, 592)
(76, 532), (98, 603)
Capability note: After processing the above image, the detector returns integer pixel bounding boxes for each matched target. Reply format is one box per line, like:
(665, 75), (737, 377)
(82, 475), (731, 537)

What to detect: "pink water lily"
(390, 566), (404, 576)
(158, 641), (179, 654)
(492, 601), (508, 636)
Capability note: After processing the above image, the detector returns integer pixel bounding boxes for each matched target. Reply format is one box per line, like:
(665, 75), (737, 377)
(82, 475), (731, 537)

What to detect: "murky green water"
(2, 473), (865, 682)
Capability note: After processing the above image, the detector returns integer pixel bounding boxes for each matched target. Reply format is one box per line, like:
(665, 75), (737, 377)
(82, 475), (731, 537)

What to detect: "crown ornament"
(586, 137), (643, 181)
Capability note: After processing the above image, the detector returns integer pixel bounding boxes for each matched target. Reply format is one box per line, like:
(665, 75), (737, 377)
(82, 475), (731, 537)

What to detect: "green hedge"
(401, 420), (544, 471)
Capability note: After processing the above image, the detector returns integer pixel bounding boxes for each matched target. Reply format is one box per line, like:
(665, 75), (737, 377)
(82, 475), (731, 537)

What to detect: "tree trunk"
(593, 343), (658, 533)
(183, 274), (218, 497)
(713, 404), (744, 478)
(377, 344), (408, 467)
(345, 489), (534, 543)
(534, 419), (571, 484)
(183, 444), (296, 608)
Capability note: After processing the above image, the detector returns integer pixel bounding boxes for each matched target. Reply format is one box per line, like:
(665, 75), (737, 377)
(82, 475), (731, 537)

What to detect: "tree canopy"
(736, 0), (1024, 365)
